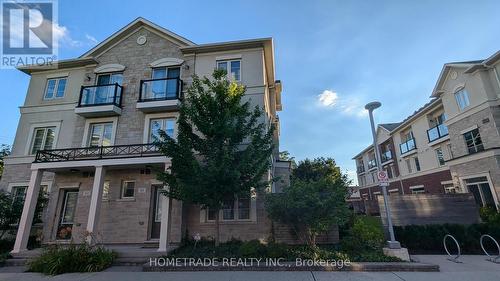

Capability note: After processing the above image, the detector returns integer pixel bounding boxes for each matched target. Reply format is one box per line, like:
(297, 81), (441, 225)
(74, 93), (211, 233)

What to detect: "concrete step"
(4, 258), (30, 267)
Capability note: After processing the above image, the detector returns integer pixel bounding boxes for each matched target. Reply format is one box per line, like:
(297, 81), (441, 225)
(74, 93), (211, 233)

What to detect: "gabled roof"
(390, 98), (442, 133)
(17, 57), (98, 74)
(379, 123), (401, 132)
(79, 17), (195, 58)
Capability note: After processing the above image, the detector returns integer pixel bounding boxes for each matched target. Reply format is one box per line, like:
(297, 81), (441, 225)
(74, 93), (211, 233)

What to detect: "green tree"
(156, 70), (274, 245)
(0, 144), (11, 179)
(0, 191), (23, 239)
(265, 157), (351, 247)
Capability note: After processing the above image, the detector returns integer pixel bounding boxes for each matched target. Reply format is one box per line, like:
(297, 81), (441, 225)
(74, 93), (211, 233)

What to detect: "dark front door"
(150, 185), (163, 239)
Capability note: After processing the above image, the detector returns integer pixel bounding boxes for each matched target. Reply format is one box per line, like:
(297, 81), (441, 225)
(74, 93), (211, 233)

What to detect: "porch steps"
(4, 248), (42, 266)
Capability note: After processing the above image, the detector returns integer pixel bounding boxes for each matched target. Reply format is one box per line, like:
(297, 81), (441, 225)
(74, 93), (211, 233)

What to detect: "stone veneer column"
(86, 166), (106, 244)
(11, 169), (44, 254)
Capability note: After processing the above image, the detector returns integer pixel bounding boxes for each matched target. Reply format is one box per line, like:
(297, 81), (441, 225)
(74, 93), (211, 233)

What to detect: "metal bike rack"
(480, 234), (500, 264)
(443, 234), (462, 263)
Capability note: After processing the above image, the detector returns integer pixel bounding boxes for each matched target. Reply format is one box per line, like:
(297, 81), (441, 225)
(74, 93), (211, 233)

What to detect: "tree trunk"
(215, 210), (220, 247)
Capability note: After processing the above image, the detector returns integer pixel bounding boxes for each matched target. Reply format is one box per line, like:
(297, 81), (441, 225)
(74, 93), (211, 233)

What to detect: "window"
(222, 199), (235, 220)
(436, 148), (445, 166)
(237, 196), (250, 220)
(217, 60), (241, 81)
(102, 181), (110, 201)
(97, 73), (123, 85)
(206, 194), (252, 221)
(44, 77), (67, 99)
(465, 177), (496, 208)
(414, 157), (421, 172)
(463, 128), (484, 154)
(11, 186), (27, 205)
(88, 123), (113, 147)
(149, 67), (181, 99)
(149, 118), (175, 142)
(31, 127), (56, 154)
(455, 88), (470, 110)
(406, 159), (412, 173)
(410, 186), (425, 194)
(121, 181), (135, 198)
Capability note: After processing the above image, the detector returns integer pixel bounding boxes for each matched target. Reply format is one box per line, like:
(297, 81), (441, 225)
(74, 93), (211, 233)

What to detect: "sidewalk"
(0, 255), (498, 281)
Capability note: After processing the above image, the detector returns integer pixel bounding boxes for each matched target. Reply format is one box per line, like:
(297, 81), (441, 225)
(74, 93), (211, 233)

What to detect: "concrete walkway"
(0, 255), (498, 281)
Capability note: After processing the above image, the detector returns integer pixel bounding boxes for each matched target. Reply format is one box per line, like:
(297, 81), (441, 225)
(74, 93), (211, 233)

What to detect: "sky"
(1, 0), (499, 185)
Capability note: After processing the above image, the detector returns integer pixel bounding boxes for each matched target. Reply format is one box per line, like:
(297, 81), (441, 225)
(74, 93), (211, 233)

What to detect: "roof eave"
(17, 57), (98, 75)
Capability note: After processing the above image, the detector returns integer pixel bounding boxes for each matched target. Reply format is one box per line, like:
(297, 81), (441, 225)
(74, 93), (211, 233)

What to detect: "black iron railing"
(78, 83), (123, 107)
(139, 77), (183, 102)
(34, 143), (161, 163)
(381, 150), (393, 162)
(427, 123), (449, 142)
(357, 166), (365, 173)
(368, 159), (377, 169)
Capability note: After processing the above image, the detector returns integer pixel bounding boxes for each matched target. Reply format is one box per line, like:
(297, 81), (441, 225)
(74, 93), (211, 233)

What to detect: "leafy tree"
(265, 157), (351, 247)
(157, 70), (275, 245)
(0, 191), (23, 239)
(0, 144), (11, 179)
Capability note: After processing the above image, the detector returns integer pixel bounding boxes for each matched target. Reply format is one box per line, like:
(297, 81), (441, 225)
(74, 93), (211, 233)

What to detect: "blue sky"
(1, 0), (500, 184)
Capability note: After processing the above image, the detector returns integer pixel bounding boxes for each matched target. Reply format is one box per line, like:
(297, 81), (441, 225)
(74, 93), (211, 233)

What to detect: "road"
(0, 255), (498, 281)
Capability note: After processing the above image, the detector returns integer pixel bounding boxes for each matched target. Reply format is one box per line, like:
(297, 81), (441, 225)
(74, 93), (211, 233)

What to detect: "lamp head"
(365, 101), (382, 111)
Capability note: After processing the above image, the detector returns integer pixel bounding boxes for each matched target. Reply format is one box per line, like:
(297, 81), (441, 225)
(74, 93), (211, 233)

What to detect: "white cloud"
(317, 89), (368, 118)
(85, 34), (98, 44)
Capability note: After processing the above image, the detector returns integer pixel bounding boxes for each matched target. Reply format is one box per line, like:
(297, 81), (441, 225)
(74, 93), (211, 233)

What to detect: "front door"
(465, 177), (497, 208)
(56, 189), (79, 240)
(150, 185), (163, 239)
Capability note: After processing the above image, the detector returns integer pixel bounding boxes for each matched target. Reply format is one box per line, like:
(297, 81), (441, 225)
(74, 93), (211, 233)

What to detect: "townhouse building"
(354, 50), (500, 213)
(0, 18), (287, 254)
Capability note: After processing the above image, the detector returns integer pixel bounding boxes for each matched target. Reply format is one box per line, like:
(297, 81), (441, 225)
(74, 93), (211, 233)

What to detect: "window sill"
(116, 198), (135, 202)
(203, 220), (256, 224)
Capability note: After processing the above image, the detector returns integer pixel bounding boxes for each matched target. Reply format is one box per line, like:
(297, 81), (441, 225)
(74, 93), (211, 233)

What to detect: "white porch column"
(158, 163), (171, 252)
(158, 189), (171, 252)
(86, 165), (106, 244)
(11, 169), (43, 254)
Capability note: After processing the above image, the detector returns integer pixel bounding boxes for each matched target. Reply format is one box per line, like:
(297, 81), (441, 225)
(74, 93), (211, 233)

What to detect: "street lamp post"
(365, 101), (400, 249)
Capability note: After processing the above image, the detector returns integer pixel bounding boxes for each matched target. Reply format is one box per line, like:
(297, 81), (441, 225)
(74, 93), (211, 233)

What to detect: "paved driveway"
(0, 255), (498, 281)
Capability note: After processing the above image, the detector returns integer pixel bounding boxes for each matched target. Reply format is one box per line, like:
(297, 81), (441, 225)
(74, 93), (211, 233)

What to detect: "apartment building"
(0, 18), (287, 254)
(353, 50), (500, 212)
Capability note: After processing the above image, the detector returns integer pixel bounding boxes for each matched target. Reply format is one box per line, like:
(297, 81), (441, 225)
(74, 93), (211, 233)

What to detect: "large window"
(121, 181), (135, 199)
(207, 194), (252, 221)
(463, 128), (484, 154)
(465, 177), (496, 208)
(31, 127), (56, 154)
(455, 88), (470, 110)
(11, 186), (27, 205)
(410, 185), (425, 194)
(150, 67), (181, 99)
(44, 77), (67, 99)
(217, 60), (241, 81)
(88, 123), (113, 147)
(149, 118), (175, 142)
(435, 147), (445, 166)
(414, 157), (421, 172)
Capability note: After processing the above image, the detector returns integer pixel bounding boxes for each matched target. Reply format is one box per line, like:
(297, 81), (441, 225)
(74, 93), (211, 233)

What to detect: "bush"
(239, 240), (266, 258)
(28, 244), (116, 275)
(394, 223), (500, 254)
(341, 216), (384, 253)
(480, 206), (500, 225)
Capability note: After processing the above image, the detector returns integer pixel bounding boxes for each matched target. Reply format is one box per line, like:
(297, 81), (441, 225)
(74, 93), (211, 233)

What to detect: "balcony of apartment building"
(426, 112), (449, 145)
(75, 83), (124, 117)
(356, 159), (366, 174)
(136, 77), (183, 112)
(367, 158), (377, 170)
(399, 130), (417, 156)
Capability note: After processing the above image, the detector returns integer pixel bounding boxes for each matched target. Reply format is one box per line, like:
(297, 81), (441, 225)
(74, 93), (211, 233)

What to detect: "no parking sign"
(377, 171), (389, 186)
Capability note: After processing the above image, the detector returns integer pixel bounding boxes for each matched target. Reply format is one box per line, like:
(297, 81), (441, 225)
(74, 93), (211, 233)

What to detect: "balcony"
(34, 143), (161, 163)
(136, 77), (183, 112)
(368, 159), (377, 170)
(75, 84), (123, 117)
(427, 123), (449, 143)
(381, 150), (393, 163)
(357, 166), (365, 174)
(399, 138), (416, 155)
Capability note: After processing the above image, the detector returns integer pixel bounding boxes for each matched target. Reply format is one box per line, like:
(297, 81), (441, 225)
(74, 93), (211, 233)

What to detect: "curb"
(143, 262), (440, 272)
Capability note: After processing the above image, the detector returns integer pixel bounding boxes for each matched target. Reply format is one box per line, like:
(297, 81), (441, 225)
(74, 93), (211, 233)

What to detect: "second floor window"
(217, 60), (241, 81)
(435, 147), (445, 166)
(31, 127), (56, 154)
(149, 118), (175, 142)
(414, 157), (421, 172)
(463, 128), (484, 154)
(455, 88), (470, 110)
(89, 123), (113, 147)
(121, 181), (135, 199)
(44, 77), (67, 99)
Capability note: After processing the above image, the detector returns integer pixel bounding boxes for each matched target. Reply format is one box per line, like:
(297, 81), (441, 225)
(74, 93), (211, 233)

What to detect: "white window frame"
(81, 117), (118, 147)
(410, 185), (425, 194)
(148, 118), (176, 143)
(459, 173), (499, 210)
(120, 180), (136, 199)
(143, 113), (178, 143)
(87, 122), (114, 147)
(44, 77), (68, 100)
(454, 88), (470, 110)
(463, 128), (484, 154)
(201, 190), (257, 223)
(25, 122), (61, 155)
(216, 59), (242, 81)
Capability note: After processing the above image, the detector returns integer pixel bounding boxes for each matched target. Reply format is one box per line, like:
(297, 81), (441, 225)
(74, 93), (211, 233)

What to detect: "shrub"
(480, 206), (500, 225)
(28, 244), (115, 275)
(341, 216), (384, 252)
(239, 240), (266, 258)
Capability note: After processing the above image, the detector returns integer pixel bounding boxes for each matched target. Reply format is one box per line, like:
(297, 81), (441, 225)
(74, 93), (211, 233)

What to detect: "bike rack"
(443, 234), (462, 263)
(480, 234), (500, 264)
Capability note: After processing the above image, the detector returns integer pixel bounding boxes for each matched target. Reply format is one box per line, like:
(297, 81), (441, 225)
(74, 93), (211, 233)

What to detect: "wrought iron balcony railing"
(399, 138), (416, 154)
(427, 123), (449, 142)
(139, 77), (183, 102)
(381, 150), (393, 163)
(368, 159), (377, 169)
(357, 166), (365, 173)
(34, 143), (161, 163)
(78, 83), (123, 107)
